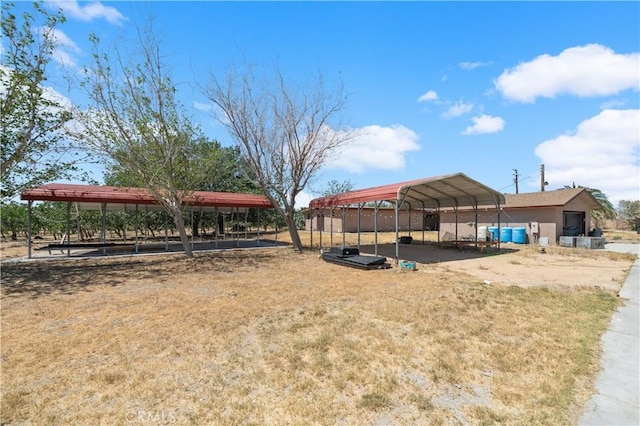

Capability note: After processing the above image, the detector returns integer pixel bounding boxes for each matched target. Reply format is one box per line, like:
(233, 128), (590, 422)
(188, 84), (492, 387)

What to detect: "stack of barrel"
(481, 226), (527, 244)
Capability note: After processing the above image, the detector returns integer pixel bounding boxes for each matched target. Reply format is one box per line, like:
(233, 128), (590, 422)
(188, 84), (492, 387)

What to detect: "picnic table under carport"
(20, 183), (275, 259)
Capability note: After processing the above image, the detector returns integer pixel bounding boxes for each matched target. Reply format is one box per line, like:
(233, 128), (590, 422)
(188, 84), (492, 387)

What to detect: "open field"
(1, 231), (637, 424)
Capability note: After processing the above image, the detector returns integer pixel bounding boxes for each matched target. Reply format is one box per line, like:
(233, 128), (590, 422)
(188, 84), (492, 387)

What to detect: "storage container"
(559, 236), (577, 247)
(500, 227), (513, 243)
(576, 237), (605, 249)
(512, 227), (527, 244)
(477, 226), (488, 241)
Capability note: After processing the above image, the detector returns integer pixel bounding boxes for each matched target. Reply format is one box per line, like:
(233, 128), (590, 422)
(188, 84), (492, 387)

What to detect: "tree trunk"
(192, 213), (200, 237)
(284, 214), (303, 251)
(218, 214), (224, 238)
(169, 206), (193, 258)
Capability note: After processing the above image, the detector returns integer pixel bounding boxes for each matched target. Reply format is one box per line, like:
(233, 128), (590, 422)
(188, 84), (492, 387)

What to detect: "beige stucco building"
(305, 188), (601, 245)
(306, 206), (436, 233)
(438, 188), (602, 244)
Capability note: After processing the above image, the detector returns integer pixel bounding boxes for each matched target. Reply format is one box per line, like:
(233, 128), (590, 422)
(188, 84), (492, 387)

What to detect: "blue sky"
(7, 1), (640, 207)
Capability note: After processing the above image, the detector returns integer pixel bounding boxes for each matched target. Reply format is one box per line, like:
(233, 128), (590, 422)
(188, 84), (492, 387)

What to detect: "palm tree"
(564, 184), (617, 226)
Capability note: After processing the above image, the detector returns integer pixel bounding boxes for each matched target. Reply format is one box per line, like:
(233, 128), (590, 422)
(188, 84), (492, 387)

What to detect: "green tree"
(104, 138), (262, 237)
(194, 140), (260, 194)
(618, 200), (640, 231)
(72, 25), (209, 258)
(203, 66), (353, 251)
(0, 1), (83, 200)
(564, 184), (617, 226)
(182, 140), (262, 237)
(32, 201), (67, 239)
(76, 209), (101, 240)
(0, 201), (27, 240)
(315, 179), (354, 197)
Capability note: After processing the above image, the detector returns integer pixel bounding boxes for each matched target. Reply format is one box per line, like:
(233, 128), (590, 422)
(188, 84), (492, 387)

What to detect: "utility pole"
(513, 169), (519, 194)
(540, 164), (546, 192)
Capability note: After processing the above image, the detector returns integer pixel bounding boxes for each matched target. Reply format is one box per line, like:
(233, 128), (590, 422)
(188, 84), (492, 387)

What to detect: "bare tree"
(203, 67), (352, 251)
(72, 26), (207, 257)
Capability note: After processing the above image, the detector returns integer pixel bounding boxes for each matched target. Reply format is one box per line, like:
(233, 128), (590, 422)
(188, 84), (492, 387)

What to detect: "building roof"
(20, 183), (273, 212)
(503, 188), (602, 209)
(308, 172), (505, 210)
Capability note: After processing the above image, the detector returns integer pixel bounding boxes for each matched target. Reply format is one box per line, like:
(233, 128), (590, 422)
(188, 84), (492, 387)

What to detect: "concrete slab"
(579, 243), (639, 426)
(5, 239), (287, 263)
(602, 242), (640, 257)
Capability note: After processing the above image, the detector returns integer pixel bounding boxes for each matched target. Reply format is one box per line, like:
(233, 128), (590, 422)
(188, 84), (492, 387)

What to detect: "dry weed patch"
(0, 247), (627, 425)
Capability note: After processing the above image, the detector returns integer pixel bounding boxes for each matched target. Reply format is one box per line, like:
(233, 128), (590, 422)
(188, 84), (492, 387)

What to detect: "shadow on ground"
(30, 239), (286, 258)
(0, 249), (281, 299)
(358, 242), (519, 264)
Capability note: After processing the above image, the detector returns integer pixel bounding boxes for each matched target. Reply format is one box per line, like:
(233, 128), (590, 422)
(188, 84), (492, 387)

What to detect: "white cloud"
(1, 65), (74, 111)
(193, 101), (215, 113)
(600, 99), (627, 110)
(44, 27), (81, 67)
(48, 0), (127, 26)
(42, 85), (74, 109)
(48, 27), (80, 52)
(534, 109), (640, 204)
(328, 125), (421, 173)
(495, 44), (640, 103)
(442, 101), (474, 119)
(295, 190), (313, 209)
(417, 90), (438, 102)
(462, 114), (505, 135)
(459, 61), (492, 70)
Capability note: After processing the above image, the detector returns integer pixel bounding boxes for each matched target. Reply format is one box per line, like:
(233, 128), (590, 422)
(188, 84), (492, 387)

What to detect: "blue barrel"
(488, 226), (499, 241)
(512, 227), (527, 244)
(500, 227), (513, 243)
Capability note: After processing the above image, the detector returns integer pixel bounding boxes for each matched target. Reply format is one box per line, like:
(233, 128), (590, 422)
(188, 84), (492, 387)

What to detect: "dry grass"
(602, 229), (640, 243)
(1, 235), (634, 425)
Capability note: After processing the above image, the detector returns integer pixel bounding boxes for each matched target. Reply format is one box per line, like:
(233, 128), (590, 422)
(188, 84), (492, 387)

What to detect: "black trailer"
(321, 246), (391, 270)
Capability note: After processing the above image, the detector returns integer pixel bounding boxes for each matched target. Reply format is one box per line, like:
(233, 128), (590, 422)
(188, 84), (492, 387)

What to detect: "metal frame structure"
(20, 183), (274, 258)
(308, 172), (506, 263)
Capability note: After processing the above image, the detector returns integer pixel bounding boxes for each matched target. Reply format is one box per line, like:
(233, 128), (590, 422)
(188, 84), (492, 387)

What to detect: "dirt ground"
(363, 242), (635, 292)
(3, 230), (635, 292)
(1, 231), (638, 425)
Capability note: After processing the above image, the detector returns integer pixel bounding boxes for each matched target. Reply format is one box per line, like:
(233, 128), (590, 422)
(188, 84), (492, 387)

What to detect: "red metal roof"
(21, 183), (273, 211)
(309, 173), (505, 210)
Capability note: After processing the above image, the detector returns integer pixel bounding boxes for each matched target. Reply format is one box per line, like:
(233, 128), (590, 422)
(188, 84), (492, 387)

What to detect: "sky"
(6, 1), (640, 208)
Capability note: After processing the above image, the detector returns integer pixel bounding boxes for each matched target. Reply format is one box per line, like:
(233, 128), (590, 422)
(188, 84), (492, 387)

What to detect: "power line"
(499, 167), (544, 192)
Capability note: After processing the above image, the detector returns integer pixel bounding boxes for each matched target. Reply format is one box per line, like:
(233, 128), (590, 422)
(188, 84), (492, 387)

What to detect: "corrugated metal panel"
(308, 173), (505, 209)
(20, 183), (273, 212)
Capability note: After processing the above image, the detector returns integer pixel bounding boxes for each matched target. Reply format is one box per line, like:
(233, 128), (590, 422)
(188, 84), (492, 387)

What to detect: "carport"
(308, 172), (506, 262)
(20, 183), (274, 258)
